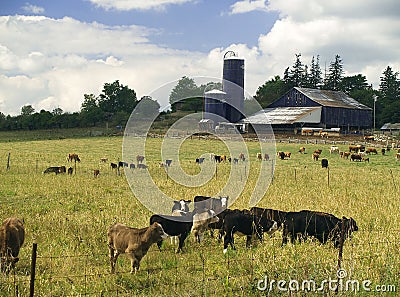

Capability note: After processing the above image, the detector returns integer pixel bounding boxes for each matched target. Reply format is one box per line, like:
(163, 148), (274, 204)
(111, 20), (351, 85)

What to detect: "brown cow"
(0, 217), (25, 272)
(284, 152), (291, 158)
(107, 222), (167, 274)
(264, 153), (270, 161)
(312, 153), (320, 161)
(67, 153), (80, 162)
(94, 169), (100, 177)
(136, 155), (145, 164)
(365, 148), (378, 154)
(257, 153), (262, 160)
(298, 147), (306, 154)
(239, 153), (245, 161)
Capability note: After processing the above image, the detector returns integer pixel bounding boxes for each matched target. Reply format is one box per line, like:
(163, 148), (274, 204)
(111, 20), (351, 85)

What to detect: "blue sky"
(0, 0), (399, 115)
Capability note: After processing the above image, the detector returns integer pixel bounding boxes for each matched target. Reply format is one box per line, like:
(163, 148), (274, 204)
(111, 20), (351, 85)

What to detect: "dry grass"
(0, 136), (399, 296)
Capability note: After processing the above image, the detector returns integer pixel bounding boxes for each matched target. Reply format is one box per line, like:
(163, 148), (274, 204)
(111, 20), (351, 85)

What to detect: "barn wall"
(268, 89), (320, 108)
(322, 107), (372, 129)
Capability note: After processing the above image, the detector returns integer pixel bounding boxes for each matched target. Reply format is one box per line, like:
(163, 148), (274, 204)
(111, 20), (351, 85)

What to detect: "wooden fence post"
(7, 152), (11, 171)
(335, 218), (346, 294)
(30, 243), (38, 297)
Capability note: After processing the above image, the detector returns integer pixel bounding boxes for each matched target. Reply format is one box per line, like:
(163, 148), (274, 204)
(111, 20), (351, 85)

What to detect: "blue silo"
(204, 89), (227, 127)
(223, 51), (244, 123)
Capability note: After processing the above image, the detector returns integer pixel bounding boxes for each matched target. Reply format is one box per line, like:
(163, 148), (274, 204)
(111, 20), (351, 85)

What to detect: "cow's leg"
(110, 252), (119, 273)
(177, 232), (188, 253)
(157, 240), (163, 250)
(223, 229), (233, 254)
(127, 253), (139, 274)
(246, 235), (252, 248)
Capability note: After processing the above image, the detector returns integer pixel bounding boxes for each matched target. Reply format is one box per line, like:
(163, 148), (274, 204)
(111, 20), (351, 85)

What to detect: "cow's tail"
(1, 220), (7, 269)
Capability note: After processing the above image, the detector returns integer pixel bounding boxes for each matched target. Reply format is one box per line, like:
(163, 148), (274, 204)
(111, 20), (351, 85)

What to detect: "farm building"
(242, 87), (372, 134)
(380, 123), (400, 135)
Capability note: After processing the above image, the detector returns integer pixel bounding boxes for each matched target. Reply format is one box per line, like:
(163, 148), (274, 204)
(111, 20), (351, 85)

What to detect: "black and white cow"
(250, 207), (287, 229)
(171, 199), (191, 215)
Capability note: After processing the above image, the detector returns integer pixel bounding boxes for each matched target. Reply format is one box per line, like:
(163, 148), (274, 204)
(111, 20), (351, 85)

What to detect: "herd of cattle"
(107, 196), (358, 274)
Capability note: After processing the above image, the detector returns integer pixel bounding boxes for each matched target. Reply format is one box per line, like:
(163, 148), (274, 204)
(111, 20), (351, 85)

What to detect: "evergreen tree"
(308, 55), (323, 88)
(324, 54), (344, 90)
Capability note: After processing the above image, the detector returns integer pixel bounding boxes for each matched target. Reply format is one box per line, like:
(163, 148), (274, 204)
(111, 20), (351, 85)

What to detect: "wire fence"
(2, 228), (399, 296)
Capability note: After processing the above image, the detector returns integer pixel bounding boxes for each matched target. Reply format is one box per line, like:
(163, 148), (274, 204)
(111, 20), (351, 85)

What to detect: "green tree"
(285, 53), (306, 87)
(134, 96), (161, 118)
(340, 74), (370, 94)
(254, 76), (287, 107)
(80, 94), (104, 126)
(308, 55), (323, 88)
(98, 80), (137, 114)
(21, 105), (35, 116)
(169, 76), (202, 112)
(324, 54), (344, 90)
(378, 66), (400, 125)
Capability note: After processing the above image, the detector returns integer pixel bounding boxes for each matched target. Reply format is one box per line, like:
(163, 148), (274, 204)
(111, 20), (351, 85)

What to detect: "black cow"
(282, 210), (358, 248)
(222, 210), (278, 253)
(67, 167), (73, 175)
(110, 163), (118, 170)
(149, 214), (194, 253)
(195, 157), (205, 164)
(43, 166), (65, 175)
(129, 163), (136, 169)
(250, 207), (287, 229)
(214, 155), (221, 163)
(165, 160), (172, 167)
(321, 159), (329, 168)
(118, 161), (128, 168)
(350, 154), (362, 162)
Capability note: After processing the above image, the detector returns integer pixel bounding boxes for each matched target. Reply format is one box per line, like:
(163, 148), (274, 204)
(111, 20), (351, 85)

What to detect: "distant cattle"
(0, 217), (25, 272)
(67, 153), (80, 162)
(396, 153), (400, 161)
(329, 146), (339, 154)
(165, 160), (172, 167)
(314, 149), (322, 155)
(100, 157), (108, 163)
(191, 210), (219, 243)
(362, 157), (369, 162)
(94, 169), (100, 177)
(43, 166), (66, 175)
(220, 155), (227, 162)
(195, 157), (205, 164)
(282, 210), (358, 248)
(233, 158), (239, 164)
(193, 196), (228, 213)
(278, 151), (285, 160)
(222, 210), (278, 253)
(257, 153), (262, 160)
(137, 164), (148, 169)
(214, 155), (221, 163)
(284, 152), (291, 158)
(312, 153), (320, 161)
(364, 135), (374, 141)
(136, 155), (145, 164)
(350, 154), (362, 162)
(264, 153), (270, 161)
(67, 167), (73, 175)
(341, 152), (351, 159)
(129, 163), (136, 169)
(107, 222), (167, 273)
(118, 161), (128, 168)
(321, 159), (329, 168)
(381, 148), (386, 155)
(239, 153), (245, 162)
(110, 163), (118, 170)
(349, 145), (365, 153)
(365, 148), (378, 154)
(298, 147), (306, 154)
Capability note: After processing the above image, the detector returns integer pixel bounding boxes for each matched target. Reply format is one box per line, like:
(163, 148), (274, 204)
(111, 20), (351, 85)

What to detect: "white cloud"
(229, 0), (268, 15)
(89, 0), (194, 11)
(21, 3), (45, 14)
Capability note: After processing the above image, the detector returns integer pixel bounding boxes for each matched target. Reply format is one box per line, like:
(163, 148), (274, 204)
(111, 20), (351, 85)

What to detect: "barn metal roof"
(381, 123), (400, 130)
(242, 107), (321, 125)
(295, 87), (372, 110)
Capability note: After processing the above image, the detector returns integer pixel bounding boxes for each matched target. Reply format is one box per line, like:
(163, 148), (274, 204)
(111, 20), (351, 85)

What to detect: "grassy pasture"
(0, 135), (399, 296)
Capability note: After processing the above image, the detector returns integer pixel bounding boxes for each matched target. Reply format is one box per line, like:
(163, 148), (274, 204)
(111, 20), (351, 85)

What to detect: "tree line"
(0, 54), (399, 131)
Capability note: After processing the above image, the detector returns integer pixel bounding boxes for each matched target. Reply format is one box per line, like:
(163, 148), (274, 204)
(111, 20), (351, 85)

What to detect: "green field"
(0, 134), (399, 296)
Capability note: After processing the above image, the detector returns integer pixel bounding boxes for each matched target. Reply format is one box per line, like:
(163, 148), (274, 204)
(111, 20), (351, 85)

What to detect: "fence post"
(7, 152), (11, 171)
(30, 242), (38, 297)
(335, 218), (346, 294)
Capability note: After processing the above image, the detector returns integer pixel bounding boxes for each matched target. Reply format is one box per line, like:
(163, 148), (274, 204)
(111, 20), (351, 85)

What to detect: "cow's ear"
(186, 200), (192, 203)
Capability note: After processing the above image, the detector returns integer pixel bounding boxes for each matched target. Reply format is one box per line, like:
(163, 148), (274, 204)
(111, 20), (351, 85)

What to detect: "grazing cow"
(284, 152), (291, 159)
(94, 169), (100, 177)
(43, 166), (65, 175)
(233, 158), (239, 164)
(329, 146), (339, 154)
(220, 155), (227, 162)
(312, 153), (320, 161)
(195, 157), (205, 164)
(67, 167), (73, 175)
(239, 153), (245, 162)
(0, 217), (25, 272)
(192, 210), (219, 243)
(381, 148), (386, 155)
(222, 210), (278, 253)
(365, 148), (378, 155)
(172, 200), (191, 213)
(314, 149), (322, 155)
(364, 135), (374, 141)
(250, 207), (287, 229)
(362, 157), (369, 162)
(118, 161), (128, 168)
(257, 153), (262, 160)
(278, 151), (285, 160)
(264, 153), (270, 161)
(136, 155), (145, 164)
(321, 159), (329, 168)
(298, 147), (306, 154)
(100, 157), (108, 163)
(165, 160), (172, 167)
(149, 214), (194, 253)
(282, 210), (358, 248)
(129, 163), (136, 169)
(342, 152), (350, 159)
(350, 154), (362, 162)
(107, 222), (167, 273)
(137, 164), (148, 169)
(67, 153), (80, 162)
(396, 153), (400, 161)
(110, 163), (118, 170)
(349, 145), (365, 153)
(214, 155), (221, 163)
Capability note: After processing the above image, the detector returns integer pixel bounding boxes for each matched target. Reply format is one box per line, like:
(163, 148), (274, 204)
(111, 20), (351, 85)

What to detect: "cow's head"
(173, 199), (191, 212)
(151, 222), (168, 240)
